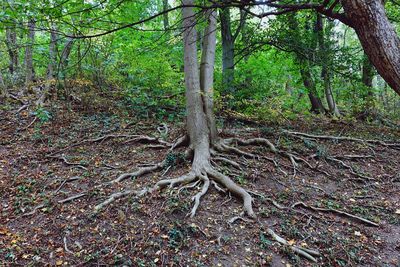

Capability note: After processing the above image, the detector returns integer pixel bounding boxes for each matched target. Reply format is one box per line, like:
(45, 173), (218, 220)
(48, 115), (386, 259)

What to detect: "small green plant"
(164, 152), (186, 168)
(33, 107), (52, 123)
(259, 232), (272, 249)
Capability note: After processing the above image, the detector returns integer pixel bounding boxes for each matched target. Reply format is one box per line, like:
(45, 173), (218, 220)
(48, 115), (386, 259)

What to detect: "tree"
(316, 14), (340, 116)
(220, 7), (247, 94)
(24, 19), (36, 86)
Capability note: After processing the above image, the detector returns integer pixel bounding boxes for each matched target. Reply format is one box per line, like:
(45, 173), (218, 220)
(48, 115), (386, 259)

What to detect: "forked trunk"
(182, 0), (212, 169)
(181, 0), (254, 217)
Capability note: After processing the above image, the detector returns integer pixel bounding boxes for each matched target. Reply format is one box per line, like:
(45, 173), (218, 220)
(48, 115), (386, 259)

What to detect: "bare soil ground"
(1, 100), (399, 267)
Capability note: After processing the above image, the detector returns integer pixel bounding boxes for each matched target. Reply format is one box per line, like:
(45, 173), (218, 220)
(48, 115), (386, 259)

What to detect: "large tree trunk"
(220, 7), (235, 95)
(25, 19), (36, 86)
(316, 14), (340, 116)
(342, 0), (400, 95)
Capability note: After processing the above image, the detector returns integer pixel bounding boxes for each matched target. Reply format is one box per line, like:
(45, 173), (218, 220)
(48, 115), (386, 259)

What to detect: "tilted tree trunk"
(299, 60), (326, 114)
(5, 25), (19, 76)
(25, 19), (36, 86)
(316, 14), (340, 116)
(58, 37), (75, 96)
(341, 0), (400, 95)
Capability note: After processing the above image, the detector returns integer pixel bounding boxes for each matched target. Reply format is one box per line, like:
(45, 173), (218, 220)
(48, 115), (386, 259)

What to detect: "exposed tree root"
(292, 201), (379, 227)
(58, 193), (87, 204)
(267, 228), (320, 262)
(110, 160), (165, 184)
(48, 155), (88, 170)
(284, 130), (400, 148)
(47, 133), (168, 157)
(213, 156), (242, 170)
(326, 156), (375, 181)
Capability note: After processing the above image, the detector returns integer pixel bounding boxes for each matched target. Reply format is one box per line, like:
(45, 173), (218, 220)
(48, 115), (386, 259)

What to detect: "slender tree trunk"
(48, 25), (58, 81)
(25, 19), (36, 86)
(37, 24), (58, 105)
(361, 53), (375, 112)
(59, 37), (74, 96)
(341, 0), (400, 95)
(220, 7), (235, 95)
(0, 71), (6, 97)
(316, 14), (340, 116)
(162, 0), (169, 31)
(200, 10), (218, 144)
(5, 25), (18, 76)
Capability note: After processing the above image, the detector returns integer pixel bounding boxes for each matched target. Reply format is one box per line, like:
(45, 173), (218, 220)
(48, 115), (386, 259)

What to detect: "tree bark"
(200, 10), (218, 144)
(25, 19), (36, 86)
(341, 0), (400, 95)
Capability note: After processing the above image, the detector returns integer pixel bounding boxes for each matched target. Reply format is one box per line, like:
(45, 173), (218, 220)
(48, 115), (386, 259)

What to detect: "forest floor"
(1, 96), (400, 267)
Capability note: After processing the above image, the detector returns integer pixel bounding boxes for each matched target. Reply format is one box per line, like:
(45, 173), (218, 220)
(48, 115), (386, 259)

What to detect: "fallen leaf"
(395, 209), (400, 215)
(56, 260), (63, 266)
(287, 239), (296, 245)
